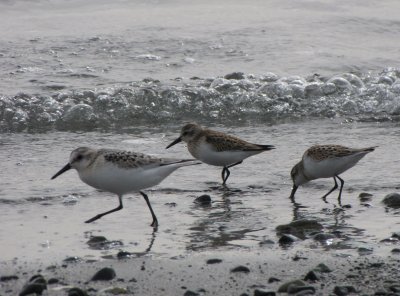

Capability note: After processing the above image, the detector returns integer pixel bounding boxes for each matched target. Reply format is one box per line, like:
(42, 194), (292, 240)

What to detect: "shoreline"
(2, 247), (400, 295)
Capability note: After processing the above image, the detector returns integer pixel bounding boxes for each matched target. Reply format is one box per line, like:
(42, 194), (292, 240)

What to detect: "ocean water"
(0, 0), (400, 266)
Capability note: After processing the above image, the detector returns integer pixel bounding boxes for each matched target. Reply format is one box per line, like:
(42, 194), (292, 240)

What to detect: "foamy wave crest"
(1, 68), (400, 132)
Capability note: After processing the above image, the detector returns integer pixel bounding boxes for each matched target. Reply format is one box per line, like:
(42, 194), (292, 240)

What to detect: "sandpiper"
(52, 147), (200, 227)
(290, 144), (376, 205)
(166, 123), (275, 184)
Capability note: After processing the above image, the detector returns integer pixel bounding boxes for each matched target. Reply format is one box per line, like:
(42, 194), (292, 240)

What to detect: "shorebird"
(289, 144), (376, 205)
(52, 147), (200, 227)
(166, 123), (275, 184)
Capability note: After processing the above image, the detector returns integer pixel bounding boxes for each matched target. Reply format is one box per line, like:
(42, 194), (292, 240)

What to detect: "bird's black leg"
(221, 161), (243, 185)
(336, 175), (345, 206)
(221, 167), (230, 185)
(321, 177), (338, 203)
(140, 191), (158, 228)
(85, 195), (123, 223)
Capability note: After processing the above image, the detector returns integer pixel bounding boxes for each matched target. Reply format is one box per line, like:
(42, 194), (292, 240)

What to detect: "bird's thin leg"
(221, 161), (243, 185)
(140, 191), (158, 228)
(85, 195), (123, 223)
(321, 177), (338, 203)
(221, 167), (230, 185)
(336, 175), (345, 206)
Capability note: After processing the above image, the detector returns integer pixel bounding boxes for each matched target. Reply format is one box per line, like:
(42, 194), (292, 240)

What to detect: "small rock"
(224, 72), (245, 80)
(391, 248), (400, 253)
(278, 280), (305, 293)
(91, 267), (116, 281)
(0, 275), (18, 281)
(206, 258), (222, 264)
(268, 277), (280, 283)
(231, 265), (250, 273)
(87, 236), (107, 245)
(19, 283), (47, 296)
(254, 289), (276, 296)
(313, 233), (335, 242)
(68, 287), (89, 296)
(117, 251), (134, 259)
(389, 285), (400, 293)
(287, 285), (316, 294)
(63, 256), (82, 263)
(382, 193), (400, 208)
(103, 287), (128, 295)
(358, 192), (373, 202)
(357, 247), (373, 255)
(333, 285), (357, 296)
(279, 234), (299, 245)
(259, 239), (275, 246)
(304, 270), (320, 281)
(374, 290), (389, 296)
(29, 274), (46, 285)
(194, 194), (212, 205)
(392, 232), (400, 239)
(48, 278), (59, 284)
(276, 219), (323, 239)
(87, 236), (123, 250)
(184, 291), (199, 296)
(314, 263), (332, 273)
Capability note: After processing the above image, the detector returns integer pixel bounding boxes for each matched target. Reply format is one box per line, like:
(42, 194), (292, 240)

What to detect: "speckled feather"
(199, 129), (267, 152)
(305, 145), (376, 161)
(96, 149), (174, 169)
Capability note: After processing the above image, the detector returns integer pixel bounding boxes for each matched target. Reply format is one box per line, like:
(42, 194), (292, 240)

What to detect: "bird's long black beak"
(289, 185), (298, 202)
(166, 137), (182, 149)
(51, 163), (72, 179)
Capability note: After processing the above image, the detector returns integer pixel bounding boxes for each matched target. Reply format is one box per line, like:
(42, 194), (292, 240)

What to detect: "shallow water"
(1, 120), (399, 265)
(1, 0), (400, 270)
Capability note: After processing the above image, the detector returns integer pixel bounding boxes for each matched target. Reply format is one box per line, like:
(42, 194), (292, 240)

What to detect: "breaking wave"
(1, 68), (400, 132)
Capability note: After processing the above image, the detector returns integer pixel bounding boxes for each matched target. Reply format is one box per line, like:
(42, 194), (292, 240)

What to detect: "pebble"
(231, 265), (250, 273)
(268, 277), (281, 283)
(19, 283), (47, 296)
(206, 258), (223, 264)
(389, 285), (400, 293)
(87, 236), (123, 250)
(102, 287), (128, 295)
(278, 280), (305, 293)
(358, 192), (373, 202)
(48, 278), (59, 284)
(117, 251), (134, 259)
(63, 256), (82, 263)
(313, 233), (335, 242)
(19, 274), (47, 296)
(254, 289), (276, 296)
(0, 275), (19, 281)
(194, 194), (212, 205)
(224, 72), (245, 80)
(304, 271), (320, 281)
(382, 193), (400, 208)
(287, 285), (315, 294)
(91, 267), (116, 281)
(184, 291), (199, 296)
(276, 219), (323, 239)
(279, 234), (299, 245)
(259, 239), (275, 246)
(333, 285), (357, 296)
(68, 287), (89, 296)
(313, 263), (332, 273)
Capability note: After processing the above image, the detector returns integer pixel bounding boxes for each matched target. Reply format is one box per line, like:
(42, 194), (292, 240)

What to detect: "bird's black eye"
(76, 154), (83, 161)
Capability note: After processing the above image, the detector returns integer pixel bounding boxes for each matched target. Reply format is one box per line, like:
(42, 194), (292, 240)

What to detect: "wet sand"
(2, 245), (400, 295)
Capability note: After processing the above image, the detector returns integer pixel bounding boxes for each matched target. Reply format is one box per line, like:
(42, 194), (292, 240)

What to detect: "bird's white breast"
(303, 152), (368, 180)
(190, 141), (260, 167)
